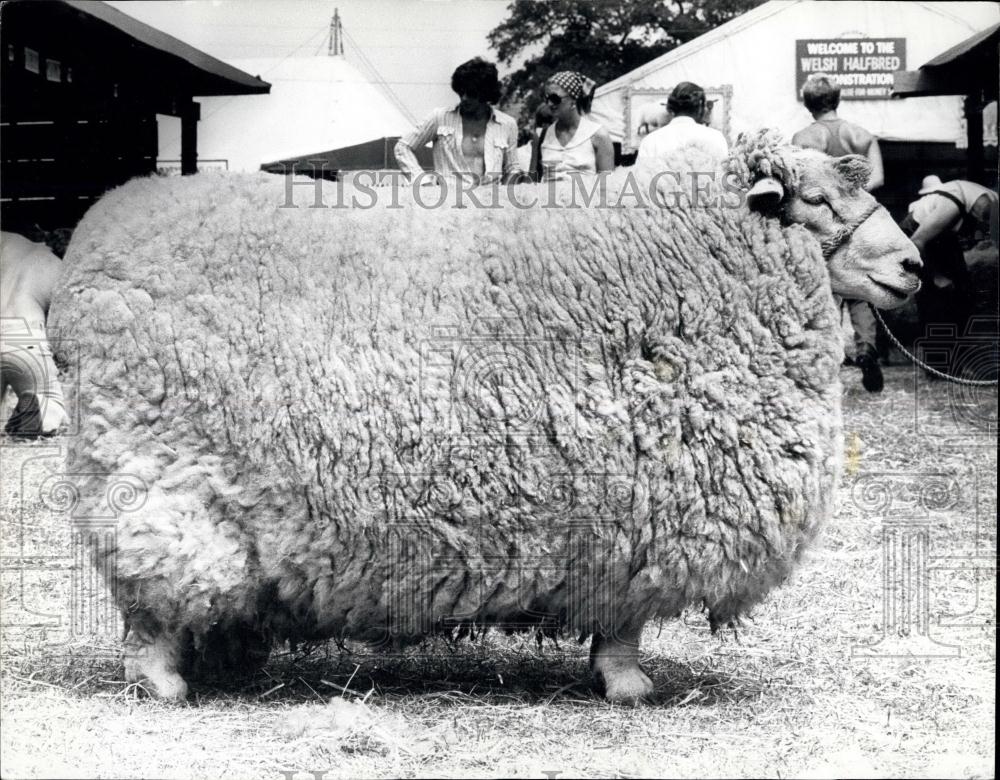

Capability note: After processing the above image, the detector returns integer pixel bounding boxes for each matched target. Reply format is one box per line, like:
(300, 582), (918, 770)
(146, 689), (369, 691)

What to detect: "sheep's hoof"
(138, 671), (189, 701)
(597, 665), (654, 704)
(590, 628), (653, 703)
(124, 632), (189, 701)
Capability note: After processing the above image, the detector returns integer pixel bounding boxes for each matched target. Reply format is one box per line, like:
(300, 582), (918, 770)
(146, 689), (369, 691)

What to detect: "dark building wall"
(1, 25), (160, 235)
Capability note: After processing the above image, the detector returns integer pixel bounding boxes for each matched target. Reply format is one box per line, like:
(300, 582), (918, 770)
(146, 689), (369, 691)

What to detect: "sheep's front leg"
(124, 629), (189, 701)
(590, 622), (653, 703)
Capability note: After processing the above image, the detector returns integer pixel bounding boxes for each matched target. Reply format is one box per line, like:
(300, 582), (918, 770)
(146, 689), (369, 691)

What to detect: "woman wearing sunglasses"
(538, 71), (614, 182)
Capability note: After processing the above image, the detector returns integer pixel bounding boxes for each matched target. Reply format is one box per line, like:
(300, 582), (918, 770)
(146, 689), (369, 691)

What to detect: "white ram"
(49, 133), (921, 702)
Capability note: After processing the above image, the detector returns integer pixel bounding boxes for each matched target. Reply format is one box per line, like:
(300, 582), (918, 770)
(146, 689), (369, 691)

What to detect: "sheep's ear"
(834, 155), (871, 190)
(746, 177), (784, 213)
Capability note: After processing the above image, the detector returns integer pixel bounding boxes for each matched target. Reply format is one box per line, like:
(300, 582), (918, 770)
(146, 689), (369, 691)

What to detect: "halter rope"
(868, 305), (999, 387)
(817, 200), (997, 386)
(819, 200), (882, 259)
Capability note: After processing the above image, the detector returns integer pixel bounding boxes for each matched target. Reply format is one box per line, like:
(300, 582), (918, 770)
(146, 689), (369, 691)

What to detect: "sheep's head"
(730, 130), (921, 309)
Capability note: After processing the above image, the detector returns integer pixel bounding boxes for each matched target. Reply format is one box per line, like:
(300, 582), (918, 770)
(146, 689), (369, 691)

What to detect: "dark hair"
(451, 57), (501, 104)
(801, 74), (840, 114)
(667, 81), (706, 118)
(534, 102), (554, 128)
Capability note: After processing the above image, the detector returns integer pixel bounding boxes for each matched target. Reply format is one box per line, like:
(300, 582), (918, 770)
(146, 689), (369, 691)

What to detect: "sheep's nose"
(902, 255), (922, 273)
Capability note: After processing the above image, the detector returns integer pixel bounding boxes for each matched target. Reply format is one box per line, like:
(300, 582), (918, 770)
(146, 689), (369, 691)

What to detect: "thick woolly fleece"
(49, 160), (842, 654)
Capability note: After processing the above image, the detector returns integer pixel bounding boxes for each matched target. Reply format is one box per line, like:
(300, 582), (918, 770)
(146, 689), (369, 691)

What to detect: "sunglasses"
(545, 92), (565, 106)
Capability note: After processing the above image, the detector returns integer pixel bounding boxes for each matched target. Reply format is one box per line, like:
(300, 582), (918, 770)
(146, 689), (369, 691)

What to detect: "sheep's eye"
(801, 192), (826, 206)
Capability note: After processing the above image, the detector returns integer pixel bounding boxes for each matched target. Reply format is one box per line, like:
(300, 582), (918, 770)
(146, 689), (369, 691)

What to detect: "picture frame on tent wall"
(624, 85), (733, 153)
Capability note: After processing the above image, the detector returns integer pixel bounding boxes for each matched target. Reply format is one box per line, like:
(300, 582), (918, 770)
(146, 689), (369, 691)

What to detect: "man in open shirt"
(394, 58), (522, 185)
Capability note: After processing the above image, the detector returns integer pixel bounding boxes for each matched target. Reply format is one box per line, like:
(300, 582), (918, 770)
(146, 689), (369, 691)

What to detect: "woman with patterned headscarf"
(538, 71), (614, 182)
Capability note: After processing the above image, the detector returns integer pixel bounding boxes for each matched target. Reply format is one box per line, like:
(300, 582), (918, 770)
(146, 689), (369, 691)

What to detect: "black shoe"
(855, 352), (884, 393)
(5, 392), (43, 436)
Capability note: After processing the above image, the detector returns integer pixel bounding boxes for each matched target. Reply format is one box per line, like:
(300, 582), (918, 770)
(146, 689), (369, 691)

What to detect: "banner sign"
(796, 38), (906, 100)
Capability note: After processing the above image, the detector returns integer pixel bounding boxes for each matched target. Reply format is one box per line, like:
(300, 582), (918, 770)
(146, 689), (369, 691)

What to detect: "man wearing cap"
(636, 82), (729, 168)
(906, 175), (998, 250)
(793, 73), (886, 392)
(902, 174), (998, 344)
(1, 231), (68, 436)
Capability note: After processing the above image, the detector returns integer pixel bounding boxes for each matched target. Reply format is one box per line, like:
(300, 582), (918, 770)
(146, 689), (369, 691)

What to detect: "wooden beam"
(180, 100), (200, 176)
(892, 68), (968, 98)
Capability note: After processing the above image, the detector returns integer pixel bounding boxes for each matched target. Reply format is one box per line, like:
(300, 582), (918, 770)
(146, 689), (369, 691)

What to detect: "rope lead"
(868, 304), (999, 387)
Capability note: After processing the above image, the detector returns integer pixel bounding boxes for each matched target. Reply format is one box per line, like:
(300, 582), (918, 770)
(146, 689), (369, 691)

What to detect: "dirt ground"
(0, 365), (995, 779)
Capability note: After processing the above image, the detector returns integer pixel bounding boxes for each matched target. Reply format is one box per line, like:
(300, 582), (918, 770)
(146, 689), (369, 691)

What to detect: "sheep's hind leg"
(590, 622), (653, 703)
(124, 629), (189, 701)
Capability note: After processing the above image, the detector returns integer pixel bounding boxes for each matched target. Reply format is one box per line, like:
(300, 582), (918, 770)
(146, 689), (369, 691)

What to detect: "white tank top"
(540, 115), (601, 181)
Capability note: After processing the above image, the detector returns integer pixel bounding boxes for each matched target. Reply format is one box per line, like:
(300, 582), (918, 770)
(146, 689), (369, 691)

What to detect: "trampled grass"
(1, 365), (995, 779)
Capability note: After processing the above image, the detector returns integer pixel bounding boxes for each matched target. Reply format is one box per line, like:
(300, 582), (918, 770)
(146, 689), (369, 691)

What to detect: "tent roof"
(159, 56), (414, 172)
(594, 0), (801, 98)
(261, 135), (433, 174)
(4, 0), (270, 96)
(893, 21), (1000, 98)
(924, 19), (1000, 67)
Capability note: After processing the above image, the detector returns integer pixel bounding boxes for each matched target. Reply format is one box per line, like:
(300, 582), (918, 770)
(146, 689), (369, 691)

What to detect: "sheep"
(48, 132), (921, 703)
(636, 102), (670, 138)
(1, 231), (68, 436)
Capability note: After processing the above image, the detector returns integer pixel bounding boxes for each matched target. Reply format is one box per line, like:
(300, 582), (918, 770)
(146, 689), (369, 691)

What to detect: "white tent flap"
(159, 56), (412, 172)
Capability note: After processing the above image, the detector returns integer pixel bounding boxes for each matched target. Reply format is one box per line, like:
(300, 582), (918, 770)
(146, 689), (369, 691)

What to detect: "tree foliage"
(488, 0), (763, 124)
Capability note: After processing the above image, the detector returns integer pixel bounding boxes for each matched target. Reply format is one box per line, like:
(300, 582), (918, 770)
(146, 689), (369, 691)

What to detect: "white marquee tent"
(591, 0), (1000, 152)
(158, 56), (413, 172)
